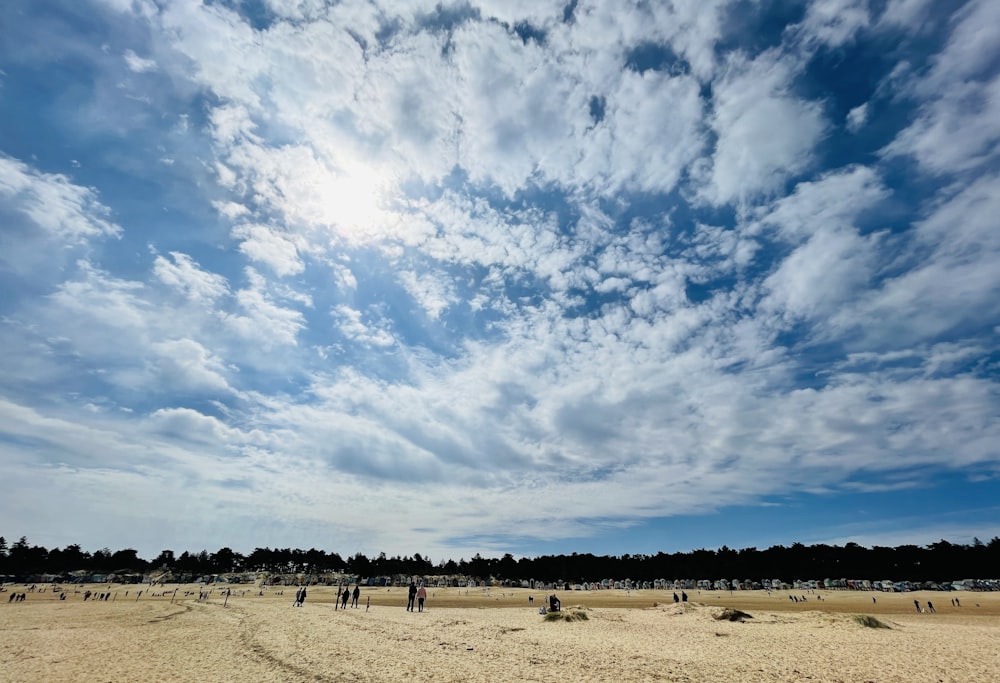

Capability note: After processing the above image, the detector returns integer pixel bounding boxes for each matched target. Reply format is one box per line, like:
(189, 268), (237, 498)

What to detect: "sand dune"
(2, 585), (998, 682)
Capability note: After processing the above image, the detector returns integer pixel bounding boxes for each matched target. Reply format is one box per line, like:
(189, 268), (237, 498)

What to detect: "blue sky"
(1, 0), (998, 562)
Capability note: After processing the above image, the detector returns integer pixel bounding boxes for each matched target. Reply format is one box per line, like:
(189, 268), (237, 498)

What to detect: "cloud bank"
(0, 0), (997, 559)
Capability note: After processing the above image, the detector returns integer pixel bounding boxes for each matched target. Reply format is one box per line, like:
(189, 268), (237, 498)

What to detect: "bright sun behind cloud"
(317, 162), (396, 240)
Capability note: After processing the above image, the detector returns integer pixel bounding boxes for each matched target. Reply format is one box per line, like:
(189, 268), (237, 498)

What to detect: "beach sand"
(2, 585), (998, 682)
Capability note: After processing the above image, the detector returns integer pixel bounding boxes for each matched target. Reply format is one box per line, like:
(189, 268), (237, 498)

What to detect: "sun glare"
(318, 163), (394, 238)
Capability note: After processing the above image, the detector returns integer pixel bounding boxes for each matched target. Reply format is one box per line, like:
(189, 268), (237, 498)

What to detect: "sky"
(1, 0), (999, 563)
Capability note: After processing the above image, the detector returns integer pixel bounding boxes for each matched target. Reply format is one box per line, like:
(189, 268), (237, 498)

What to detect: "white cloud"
(837, 171), (1000, 345)
(0, 154), (122, 245)
(750, 165), (888, 243)
(150, 339), (232, 394)
(49, 261), (152, 335)
(846, 102), (869, 132)
(153, 252), (229, 302)
(794, 0), (872, 48)
(698, 50), (827, 206)
(583, 68), (705, 195)
(147, 406), (239, 444)
(232, 223), (305, 277)
(396, 269), (456, 320)
(333, 305), (396, 347)
(882, 0), (1000, 174)
(262, 0), (330, 21)
(213, 200), (250, 220)
(123, 48), (157, 72)
(224, 269), (307, 348)
(878, 0), (934, 28)
(761, 226), (881, 322)
(158, 0), (267, 108)
(449, 20), (581, 196)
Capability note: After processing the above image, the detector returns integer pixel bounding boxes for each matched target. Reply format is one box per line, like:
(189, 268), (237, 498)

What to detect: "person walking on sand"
(407, 582), (417, 611)
(914, 599), (920, 613)
(417, 584), (427, 612)
(294, 587), (302, 607)
(927, 601), (935, 613)
(341, 587), (350, 610)
(299, 586), (307, 607)
(352, 585), (360, 608)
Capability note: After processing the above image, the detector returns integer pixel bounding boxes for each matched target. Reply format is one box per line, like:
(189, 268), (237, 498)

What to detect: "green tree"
(497, 553), (517, 580)
(152, 550), (175, 568)
(347, 552), (371, 576)
(91, 548), (114, 573)
(110, 548), (145, 572)
(211, 547), (242, 573)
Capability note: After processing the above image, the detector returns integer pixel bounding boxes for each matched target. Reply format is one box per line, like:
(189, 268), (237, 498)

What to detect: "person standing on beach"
(417, 584), (427, 612)
(341, 587), (350, 609)
(407, 582), (417, 611)
(914, 599), (920, 613)
(352, 585), (360, 608)
(299, 586), (307, 607)
(294, 587), (302, 606)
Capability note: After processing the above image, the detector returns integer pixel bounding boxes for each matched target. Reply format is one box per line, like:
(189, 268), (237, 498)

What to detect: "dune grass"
(543, 607), (589, 622)
(852, 614), (891, 629)
(714, 608), (753, 622)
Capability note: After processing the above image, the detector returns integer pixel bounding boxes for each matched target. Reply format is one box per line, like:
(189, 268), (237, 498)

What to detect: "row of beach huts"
(5, 572), (998, 593)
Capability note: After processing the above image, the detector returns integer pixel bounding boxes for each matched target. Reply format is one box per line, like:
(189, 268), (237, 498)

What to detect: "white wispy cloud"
(696, 50), (826, 206)
(232, 223), (305, 277)
(333, 305), (396, 347)
(153, 252), (230, 302)
(0, 154), (121, 244)
(123, 48), (157, 72)
(882, 0), (1000, 174)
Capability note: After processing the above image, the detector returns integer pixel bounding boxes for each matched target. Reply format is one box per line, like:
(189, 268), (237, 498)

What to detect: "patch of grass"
(543, 608), (589, 622)
(714, 608), (752, 622)
(852, 614), (891, 629)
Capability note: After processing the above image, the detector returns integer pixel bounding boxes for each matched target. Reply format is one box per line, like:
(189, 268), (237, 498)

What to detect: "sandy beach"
(2, 585), (998, 682)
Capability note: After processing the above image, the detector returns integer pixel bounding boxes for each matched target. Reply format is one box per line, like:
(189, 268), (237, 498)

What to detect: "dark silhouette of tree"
(211, 547), (242, 573)
(152, 550), (175, 568)
(110, 548), (146, 573)
(90, 548), (115, 573)
(3, 534), (999, 584)
(8, 537), (48, 576)
(346, 552), (371, 576)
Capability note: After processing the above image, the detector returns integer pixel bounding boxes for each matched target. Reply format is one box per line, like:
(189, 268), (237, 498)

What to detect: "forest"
(2, 535), (998, 583)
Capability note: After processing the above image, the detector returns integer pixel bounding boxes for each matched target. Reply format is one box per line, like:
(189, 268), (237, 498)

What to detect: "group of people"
(290, 585), (364, 609)
(334, 585), (361, 609)
(406, 582), (428, 611)
(7, 592), (27, 602)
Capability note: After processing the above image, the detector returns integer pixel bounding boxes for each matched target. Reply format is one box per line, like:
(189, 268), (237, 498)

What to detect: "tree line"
(1, 535), (997, 582)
